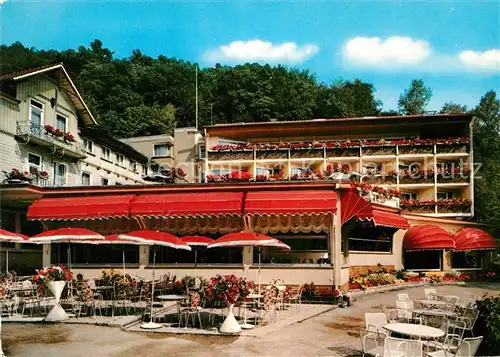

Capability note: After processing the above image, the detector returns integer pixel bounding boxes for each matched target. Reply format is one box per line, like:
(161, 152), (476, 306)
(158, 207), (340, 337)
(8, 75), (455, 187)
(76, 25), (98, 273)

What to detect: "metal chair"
(382, 305), (398, 323)
(451, 308), (479, 337)
(427, 336), (483, 357)
(359, 328), (388, 357)
(397, 293), (410, 301)
(431, 319), (467, 353)
(425, 288), (437, 300)
(365, 312), (388, 332)
(384, 337), (423, 357)
(179, 292), (202, 329)
(396, 300), (421, 324)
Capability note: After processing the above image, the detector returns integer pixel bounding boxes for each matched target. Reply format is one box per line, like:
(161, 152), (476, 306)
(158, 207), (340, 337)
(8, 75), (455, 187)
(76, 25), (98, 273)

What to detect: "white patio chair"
(427, 336), (483, 357)
(382, 305), (398, 323)
(431, 319), (467, 353)
(384, 337), (423, 357)
(179, 292), (202, 329)
(365, 312), (388, 332)
(425, 288), (437, 300)
(396, 300), (421, 324)
(397, 293), (410, 301)
(450, 308), (479, 337)
(359, 328), (388, 357)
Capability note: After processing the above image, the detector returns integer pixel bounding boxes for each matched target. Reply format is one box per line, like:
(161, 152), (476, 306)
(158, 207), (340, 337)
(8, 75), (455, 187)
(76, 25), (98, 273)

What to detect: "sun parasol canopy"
(0, 229), (28, 243)
(403, 225), (455, 251)
(29, 227), (104, 243)
(118, 230), (191, 251)
(208, 232), (290, 250)
(180, 235), (214, 246)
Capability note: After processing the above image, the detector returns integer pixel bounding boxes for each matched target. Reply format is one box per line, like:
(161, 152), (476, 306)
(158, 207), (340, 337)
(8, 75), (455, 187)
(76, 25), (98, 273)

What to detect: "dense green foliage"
(398, 79), (433, 115)
(0, 40), (384, 137)
(473, 91), (500, 228)
(475, 294), (500, 355)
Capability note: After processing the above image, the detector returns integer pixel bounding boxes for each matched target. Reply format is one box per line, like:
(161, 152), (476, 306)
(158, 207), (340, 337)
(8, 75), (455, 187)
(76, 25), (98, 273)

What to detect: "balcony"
(401, 198), (472, 216)
(15, 122), (86, 159)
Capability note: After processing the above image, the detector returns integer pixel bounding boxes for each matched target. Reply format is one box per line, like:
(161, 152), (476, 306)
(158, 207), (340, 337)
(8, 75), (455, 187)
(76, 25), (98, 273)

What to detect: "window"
(55, 114), (67, 132)
(404, 250), (442, 270)
(51, 243), (139, 265)
(101, 146), (112, 162)
(402, 192), (418, 200)
(363, 164), (382, 175)
(82, 172), (91, 186)
(253, 234), (329, 265)
(256, 167), (270, 176)
(129, 160), (137, 172)
(54, 163), (67, 186)
(29, 99), (43, 127)
(452, 251), (482, 269)
(153, 144), (170, 157)
(27, 153), (42, 175)
(115, 182), (122, 185)
(348, 226), (393, 252)
(198, 145), (206, 159)
(211, 169), (230, 176)
(116, 153), (125, 167)
(101, 178), (109, 186)
(437, 191), (454, 200)
(149, 245), (242, 264)
(290, 167), (304, 177)
(83, 139), (94, 154)
(141, 165), (148, 175)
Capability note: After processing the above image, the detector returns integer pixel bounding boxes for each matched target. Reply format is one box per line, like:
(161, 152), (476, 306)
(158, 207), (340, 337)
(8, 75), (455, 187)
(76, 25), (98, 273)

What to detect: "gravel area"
(2, 283), (498, 357)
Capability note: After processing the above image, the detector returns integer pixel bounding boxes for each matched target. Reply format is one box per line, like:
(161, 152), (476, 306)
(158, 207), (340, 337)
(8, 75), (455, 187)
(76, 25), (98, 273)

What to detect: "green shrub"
(474, 294), (500, 355)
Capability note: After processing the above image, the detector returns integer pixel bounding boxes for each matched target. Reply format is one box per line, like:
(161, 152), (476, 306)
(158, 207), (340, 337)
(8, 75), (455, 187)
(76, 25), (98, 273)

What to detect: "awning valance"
(453, 228), (497, 251)
(244, 190), (337, 216)
(403, 225), (455, 251)
(27, 195), (136, 221)
(357, 208), (410, 229)
(130, 192), (244, 218)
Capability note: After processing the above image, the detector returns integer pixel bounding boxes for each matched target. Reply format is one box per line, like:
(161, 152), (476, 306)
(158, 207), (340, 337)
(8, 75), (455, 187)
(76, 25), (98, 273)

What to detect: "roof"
(205, 113), (472, 139)
(0, 63), (97, 126)
(121, 134), (174, 144)
(80, 127), (149, 163)
(205, 113), (472, 129)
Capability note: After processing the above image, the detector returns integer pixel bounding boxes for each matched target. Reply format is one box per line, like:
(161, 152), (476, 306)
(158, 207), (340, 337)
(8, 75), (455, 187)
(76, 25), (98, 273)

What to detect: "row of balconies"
(207, 138), (470, 161)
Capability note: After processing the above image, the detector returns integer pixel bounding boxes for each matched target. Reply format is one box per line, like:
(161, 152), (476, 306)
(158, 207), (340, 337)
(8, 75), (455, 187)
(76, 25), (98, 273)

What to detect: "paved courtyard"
(2, 283), (498, 357)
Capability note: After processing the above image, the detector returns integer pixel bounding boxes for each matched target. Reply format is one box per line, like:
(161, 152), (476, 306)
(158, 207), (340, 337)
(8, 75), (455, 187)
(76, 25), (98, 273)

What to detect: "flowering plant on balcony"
(206, 171), (253, 182)
(30, 168), (49, 180)
(291, 170), (325, 180)
(63, 132), (76, 142)
(353, 182), (402, 199)
(53, 128), (64, 137)
(210, 144), (251, 151)
(436, 167), (471, 182)
(326, 163), (352, 174)
(398, 168), (435, 182)
(401, 198), (472, 211)
(44, 125), (55, 135)
(3, 168), (32, 182)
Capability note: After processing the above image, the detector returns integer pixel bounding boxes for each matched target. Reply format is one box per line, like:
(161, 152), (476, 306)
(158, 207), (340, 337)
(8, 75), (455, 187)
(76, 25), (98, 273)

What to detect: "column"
(242, 246), (253, 279)
(333, 213), (342, 289)
(14, 213), (22, 249)
(442, 250), (452, 271)
(42, 244), (51, 267)
(139, 245), (150, 267)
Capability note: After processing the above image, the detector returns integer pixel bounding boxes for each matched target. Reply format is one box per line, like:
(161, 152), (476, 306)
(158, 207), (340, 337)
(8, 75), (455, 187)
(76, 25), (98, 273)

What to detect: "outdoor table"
(383, 323), (445, 340)
(414, 299), (447, 308)
(410, 309), (455, 318)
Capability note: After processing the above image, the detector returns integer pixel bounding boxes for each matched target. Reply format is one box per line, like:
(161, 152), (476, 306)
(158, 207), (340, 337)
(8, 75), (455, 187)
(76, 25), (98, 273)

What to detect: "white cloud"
(0, 0), (7, 4)
(343, 36), (431, 66)
(458, 49), (500, 72)
(204, 40), (319, 63)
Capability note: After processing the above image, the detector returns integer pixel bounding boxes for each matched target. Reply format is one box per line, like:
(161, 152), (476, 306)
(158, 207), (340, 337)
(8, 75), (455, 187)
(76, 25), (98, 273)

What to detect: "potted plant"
(206, 274), (253, 334)
(33, 265), (73, 321)
(3, 168), (32, 184)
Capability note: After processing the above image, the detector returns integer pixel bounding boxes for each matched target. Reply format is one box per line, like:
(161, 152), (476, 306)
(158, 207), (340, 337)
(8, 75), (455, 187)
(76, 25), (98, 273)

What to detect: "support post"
(42, 244), (51, 267)
(14, 213), (21, 249)
(333, 215), (342, 289)
(139, 245), (150, 267)
(442, 250), (452, 271)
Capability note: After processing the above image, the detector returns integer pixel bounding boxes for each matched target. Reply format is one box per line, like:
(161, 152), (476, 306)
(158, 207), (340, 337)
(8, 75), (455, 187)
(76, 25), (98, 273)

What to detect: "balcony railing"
(16, 121), (86, 158)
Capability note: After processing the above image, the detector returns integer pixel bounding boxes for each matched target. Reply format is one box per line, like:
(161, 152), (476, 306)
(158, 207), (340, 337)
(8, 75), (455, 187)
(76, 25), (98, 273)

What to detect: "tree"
(440, 102), (468, 114)
(398, 79), (433, 115)
(473, 91), (500, 226)
(124, 104), (176, 137)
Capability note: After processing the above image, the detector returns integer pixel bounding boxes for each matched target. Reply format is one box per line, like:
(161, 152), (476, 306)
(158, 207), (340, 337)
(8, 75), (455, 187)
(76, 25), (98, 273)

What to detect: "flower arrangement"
(44, 125), (55, 134)
(3, 168), (32, 182)
(401, 198), (472, 212)
(30, 168), (49, 180)
(63, 132), (75, 142)
(209, 137), (469, 152)
(33, 265), (73, 283)
(352, 182), (402, 199)
(206, 274), (254, 305)
(206, 171), (253, 182)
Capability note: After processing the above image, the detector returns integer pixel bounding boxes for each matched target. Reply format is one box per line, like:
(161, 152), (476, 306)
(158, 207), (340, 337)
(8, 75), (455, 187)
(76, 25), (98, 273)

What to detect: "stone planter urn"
(44, 280), (69, 322)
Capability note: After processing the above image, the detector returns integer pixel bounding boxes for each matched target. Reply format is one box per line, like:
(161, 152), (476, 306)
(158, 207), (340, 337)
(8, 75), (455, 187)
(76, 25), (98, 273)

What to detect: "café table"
(410, 309), (456, 318)
(156, 295), (188, 325)
(240, 293), (263, 329)
(383, 323), (445, 340)
(414, 299), (447, 308)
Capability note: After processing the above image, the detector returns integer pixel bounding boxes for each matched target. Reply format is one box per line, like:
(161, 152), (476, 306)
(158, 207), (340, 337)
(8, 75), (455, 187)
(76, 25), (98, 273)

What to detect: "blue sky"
(1, 0), (499, 111)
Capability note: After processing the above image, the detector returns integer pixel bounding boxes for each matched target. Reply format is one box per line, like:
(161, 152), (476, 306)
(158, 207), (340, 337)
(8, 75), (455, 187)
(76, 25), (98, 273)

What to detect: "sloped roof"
(0, 63), (97, 126)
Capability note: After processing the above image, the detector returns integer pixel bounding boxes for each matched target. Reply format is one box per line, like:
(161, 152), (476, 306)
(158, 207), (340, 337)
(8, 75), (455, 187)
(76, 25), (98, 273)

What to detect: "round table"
(157, 295), (187, 301)
(383, 323), (445, 339)
(410, 309), (455, 318)
(414, 299), (447, 307)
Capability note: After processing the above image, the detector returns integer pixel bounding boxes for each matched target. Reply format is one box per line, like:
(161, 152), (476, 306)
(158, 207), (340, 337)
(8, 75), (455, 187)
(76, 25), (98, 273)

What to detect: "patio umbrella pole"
(141, 247), (162, 329)
(194, 249), (197, 270)
(5, 250), (8, 273)
(122, 245), (126, 277)
(258, 246), (261, 295)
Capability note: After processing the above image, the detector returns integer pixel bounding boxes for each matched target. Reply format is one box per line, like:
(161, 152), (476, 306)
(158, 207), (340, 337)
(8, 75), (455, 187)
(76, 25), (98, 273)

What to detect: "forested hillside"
(1, 40), (499, 227)
(1, 40), (386, 137)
